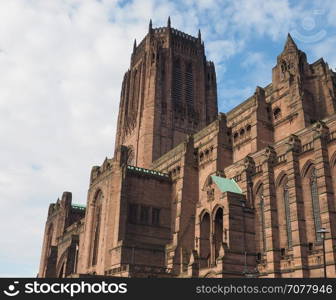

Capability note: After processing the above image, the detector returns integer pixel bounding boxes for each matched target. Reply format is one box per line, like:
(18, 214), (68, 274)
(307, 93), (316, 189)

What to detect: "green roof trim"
(127, 165), (169, 178)
(211, 175), (243, 195)
(71, 204), (86, 210)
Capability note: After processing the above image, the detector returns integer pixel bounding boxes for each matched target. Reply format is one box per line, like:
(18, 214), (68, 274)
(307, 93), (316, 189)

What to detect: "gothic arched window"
(273, 107), (281, 120)
(283, 183), (292, 248)
(256, 185), (266, 253)
(246, 125), (251, 134)
(131, 68), (140, 115)
(310, 168), (322, 242)
(214, 207), (223, 260)
(91, 191), (103, 266)
(200, 212), (211, 268)
(126, 145), (134, 165)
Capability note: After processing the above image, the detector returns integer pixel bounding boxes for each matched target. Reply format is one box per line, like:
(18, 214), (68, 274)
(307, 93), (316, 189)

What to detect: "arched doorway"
(200, 212), (210, 268)
(214, 207), (223, 260)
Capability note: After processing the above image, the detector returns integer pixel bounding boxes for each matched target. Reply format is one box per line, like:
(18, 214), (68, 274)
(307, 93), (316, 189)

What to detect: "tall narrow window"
(310, 168), (322, 242)
(214, 207), (223, 260)
(140, 205), (150, 224)
(128, 204), (138, 224)
(91, 191), (103, 266)
(152, 208), (160, 226)
(283, 184), (292, 248)
(260, 197), (266, 252)
(172, 58), (182, 106)
(131, 69), (140, 114)
(185, 62), (193, 108)
(257, 185), (266, 253)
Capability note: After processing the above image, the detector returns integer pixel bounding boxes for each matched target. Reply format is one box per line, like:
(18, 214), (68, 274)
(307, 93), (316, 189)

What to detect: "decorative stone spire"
(133, 39), (137, 52)
(284, 33), (298, 52)
(198, 29), (201, 41)
(149, 19), (152, 32)
(167, 16), (171, 28)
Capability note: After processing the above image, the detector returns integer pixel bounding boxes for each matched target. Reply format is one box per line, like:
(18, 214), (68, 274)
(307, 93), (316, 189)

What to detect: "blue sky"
(0, 0), (335, 277)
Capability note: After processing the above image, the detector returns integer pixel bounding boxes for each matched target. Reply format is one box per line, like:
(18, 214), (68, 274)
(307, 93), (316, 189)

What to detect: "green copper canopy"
(211, 175), (243, 194)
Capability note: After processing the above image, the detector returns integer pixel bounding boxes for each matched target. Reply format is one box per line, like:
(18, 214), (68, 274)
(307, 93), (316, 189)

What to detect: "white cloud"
(241, 51), (273, 85)
(309, 36), (336, 68)
(207, 39), (244, 63)
(0, 0), (154, 276)
(228, 0), (294, 40)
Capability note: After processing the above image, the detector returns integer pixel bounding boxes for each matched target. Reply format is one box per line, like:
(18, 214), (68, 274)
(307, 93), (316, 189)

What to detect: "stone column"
(261, 146), (280, 277)
(215, 243), (227, 277)
(80, 192), (95, 271)
(285, 134), (309, 277)
(312, 121), (336, 277)
(187, 250), (200, 277)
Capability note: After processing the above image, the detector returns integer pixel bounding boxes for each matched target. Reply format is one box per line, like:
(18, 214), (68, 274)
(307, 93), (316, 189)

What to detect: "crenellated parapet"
(89, 157), (114, 185)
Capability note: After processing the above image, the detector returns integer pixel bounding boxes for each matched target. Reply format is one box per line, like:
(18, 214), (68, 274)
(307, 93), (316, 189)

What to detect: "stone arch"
(212, 204), (224, 219)
(90, 190), (104, 267)
(213, 206), (224, 260)
(330, 151), (336, 168)
(301, 159), (314, 178)
(275, 172), (292, 249)
(90, 189), (104, 208)
(301, 162), (321, 243)
(275, 170), (288, 187)
(56, 248), (69, 278)
(126, 145), (135, 165)
(253, 180), (263, 197)
(251, 180), (263, 208)
(204, 270), (217, 278)
(199, 208), (211, 222)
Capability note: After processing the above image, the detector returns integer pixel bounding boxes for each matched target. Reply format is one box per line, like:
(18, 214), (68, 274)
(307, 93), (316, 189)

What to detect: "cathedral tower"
(271, 34), (336, 141)
(115, 18), (218, 168)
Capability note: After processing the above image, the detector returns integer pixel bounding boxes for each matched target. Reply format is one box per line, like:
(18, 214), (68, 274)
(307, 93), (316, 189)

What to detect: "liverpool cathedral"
(38, 19), (336, 278)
